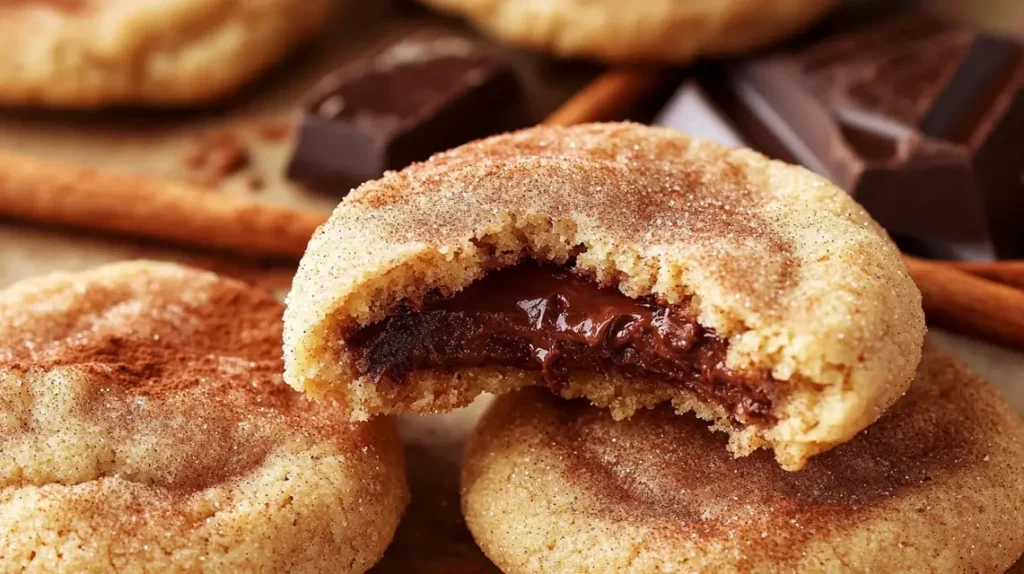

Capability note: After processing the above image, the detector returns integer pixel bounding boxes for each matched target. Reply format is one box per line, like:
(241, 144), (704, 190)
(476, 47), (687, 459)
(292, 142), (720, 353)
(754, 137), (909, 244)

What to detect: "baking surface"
(0, 1), (1020, 572)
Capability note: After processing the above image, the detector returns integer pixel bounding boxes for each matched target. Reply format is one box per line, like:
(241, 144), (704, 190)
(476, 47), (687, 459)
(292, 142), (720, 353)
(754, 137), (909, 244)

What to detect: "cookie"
(284, 122), (925, 471)
(0, 0), (330, 108)
(0, 262), (408, 572)
(462, 345), (1024, 573)
(418, 0), (835, 62)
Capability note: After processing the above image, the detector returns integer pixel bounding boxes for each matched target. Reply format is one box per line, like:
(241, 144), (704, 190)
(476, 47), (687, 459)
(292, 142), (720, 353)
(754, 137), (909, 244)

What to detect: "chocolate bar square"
(703, 12), (1024, 259)
(288, 30), (522, 194)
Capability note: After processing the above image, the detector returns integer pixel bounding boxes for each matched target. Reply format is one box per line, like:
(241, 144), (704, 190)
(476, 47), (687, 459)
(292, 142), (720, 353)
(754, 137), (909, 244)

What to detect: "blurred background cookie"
(462, 346), (1024, 573)
(0, 0), (330, 108)
(0, 262), (408, 572)
(417, 0), (837, 62)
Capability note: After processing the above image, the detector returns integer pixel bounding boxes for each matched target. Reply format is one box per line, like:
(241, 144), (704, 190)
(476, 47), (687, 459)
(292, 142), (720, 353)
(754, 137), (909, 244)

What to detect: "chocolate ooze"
(347, 264), (777, 425)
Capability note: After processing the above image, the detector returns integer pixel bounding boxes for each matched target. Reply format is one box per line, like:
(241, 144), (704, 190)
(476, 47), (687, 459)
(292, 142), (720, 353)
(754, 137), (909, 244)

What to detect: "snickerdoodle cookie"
(462, 345), (1024, 573)
(418, 0), (835, 62)
(0, 0), (329, 108)
(284, 122), (925, 471)
(0, 262), (408, 573)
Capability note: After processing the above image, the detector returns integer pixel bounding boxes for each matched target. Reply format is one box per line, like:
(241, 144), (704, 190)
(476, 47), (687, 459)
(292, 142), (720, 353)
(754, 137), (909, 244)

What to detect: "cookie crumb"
(183, 147), (207, 170)
(183, 130), (251, 187)
(245, 173), (265, 192)
(256, 121), (293, 142)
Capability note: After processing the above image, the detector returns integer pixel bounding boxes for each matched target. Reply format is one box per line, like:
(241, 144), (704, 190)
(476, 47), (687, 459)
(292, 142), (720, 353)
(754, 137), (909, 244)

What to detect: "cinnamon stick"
(902, 255), (1024, 351)
(946, 260), (1024, 291)
(543, 68), (664, 126)
(0, 151), (326, 259)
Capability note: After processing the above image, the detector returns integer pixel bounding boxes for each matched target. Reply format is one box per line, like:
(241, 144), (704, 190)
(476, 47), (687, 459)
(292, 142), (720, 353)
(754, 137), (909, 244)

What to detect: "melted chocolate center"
(346, 263), (777, 425)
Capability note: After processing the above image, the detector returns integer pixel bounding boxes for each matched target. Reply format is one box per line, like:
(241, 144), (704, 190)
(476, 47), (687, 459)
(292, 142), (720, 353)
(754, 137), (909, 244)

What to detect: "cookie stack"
(283, 123), (1024, 572)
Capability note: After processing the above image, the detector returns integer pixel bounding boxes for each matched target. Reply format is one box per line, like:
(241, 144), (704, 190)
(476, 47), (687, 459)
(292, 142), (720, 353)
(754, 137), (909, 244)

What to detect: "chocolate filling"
(346, 263), (777, 425)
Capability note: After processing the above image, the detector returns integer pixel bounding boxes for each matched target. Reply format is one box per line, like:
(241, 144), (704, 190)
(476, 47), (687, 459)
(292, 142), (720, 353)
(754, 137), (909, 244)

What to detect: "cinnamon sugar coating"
(0, 262), (408, 572)
(462, 345), (1024, 573)
(284, 122), (925, 470)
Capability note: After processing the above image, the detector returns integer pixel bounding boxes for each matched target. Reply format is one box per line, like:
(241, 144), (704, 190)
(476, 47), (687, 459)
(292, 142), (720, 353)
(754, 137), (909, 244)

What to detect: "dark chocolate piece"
(288, 31), (522, 194)
(702, 12), (1024, 259)
(346, 263), (777, 426)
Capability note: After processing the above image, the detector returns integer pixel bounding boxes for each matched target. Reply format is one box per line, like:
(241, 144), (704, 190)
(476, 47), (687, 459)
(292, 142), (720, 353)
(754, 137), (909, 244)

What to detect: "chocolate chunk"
(346, 263), (777, 426)
(701, 11), (1024, 259)
(287, 30), (522, 194)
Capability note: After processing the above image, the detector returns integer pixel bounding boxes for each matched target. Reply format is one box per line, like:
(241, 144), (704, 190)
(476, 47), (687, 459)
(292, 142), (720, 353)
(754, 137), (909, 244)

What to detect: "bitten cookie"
(418, 0), (835, 62)
(284, 122), (925, 471)
(462, 345), (1024, 573)
(0, 262), (408, 573)
(0, 0), (329, 108)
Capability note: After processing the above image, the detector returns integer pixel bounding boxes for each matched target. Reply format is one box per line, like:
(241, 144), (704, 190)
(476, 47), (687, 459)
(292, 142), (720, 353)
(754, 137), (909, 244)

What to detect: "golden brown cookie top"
(418, 0), (836, 62)
(0, 0), (330, 107)
(285, 123), (924, 469)
(0, 262), (408, 571)
(462, 345), (1024, 573)
(289, 121), (919, 338)
(344, 121), (796, 313)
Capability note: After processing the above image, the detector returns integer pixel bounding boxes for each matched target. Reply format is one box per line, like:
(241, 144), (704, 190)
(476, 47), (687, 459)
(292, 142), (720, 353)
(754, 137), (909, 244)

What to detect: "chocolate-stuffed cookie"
(418, 0), (835, 62)
(0, 262), (408, 572)
(284, 122), (925, 471)
(0, 0), (329, 108)
(462, 345), (1024, 573)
